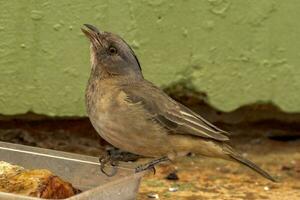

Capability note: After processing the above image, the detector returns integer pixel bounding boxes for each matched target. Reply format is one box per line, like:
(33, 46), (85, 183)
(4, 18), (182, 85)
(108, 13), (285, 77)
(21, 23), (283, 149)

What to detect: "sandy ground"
(137, 137), (300, 200)
(0, 125), (299, 200)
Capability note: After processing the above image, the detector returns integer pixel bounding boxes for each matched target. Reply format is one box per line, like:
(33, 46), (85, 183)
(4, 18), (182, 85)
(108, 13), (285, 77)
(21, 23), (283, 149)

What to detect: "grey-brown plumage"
(81, 24), (275, 182)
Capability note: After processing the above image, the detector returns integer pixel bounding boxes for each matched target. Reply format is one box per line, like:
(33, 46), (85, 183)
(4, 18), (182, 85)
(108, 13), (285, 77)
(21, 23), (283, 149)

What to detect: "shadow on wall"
(1, 82), (300, 144)
(165, 82), (300, 140)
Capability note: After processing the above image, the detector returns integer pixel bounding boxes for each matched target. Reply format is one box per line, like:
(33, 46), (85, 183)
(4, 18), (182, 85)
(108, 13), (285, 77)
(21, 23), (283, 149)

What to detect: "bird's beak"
(81, 24), (103, 47)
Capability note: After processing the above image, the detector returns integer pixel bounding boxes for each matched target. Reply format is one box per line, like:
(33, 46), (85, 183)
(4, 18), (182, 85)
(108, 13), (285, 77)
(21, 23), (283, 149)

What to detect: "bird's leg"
(99, 148), (139, 177)
(135, 156), (169, 174)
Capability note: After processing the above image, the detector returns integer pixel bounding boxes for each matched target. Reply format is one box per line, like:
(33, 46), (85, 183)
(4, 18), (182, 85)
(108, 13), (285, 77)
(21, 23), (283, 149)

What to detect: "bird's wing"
(122, 81), (229, 141)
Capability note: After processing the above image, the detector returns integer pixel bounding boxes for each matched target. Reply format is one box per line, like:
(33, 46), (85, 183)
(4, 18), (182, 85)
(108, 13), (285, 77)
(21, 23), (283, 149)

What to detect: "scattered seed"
(169, 187), (178, 192)
(264, 186), (270, 191)
(147, 192), (159, 199)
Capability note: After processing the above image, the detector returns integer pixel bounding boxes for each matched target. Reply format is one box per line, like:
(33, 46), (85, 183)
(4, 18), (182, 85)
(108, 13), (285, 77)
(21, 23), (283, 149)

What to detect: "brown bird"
(81, 24), (275, 182)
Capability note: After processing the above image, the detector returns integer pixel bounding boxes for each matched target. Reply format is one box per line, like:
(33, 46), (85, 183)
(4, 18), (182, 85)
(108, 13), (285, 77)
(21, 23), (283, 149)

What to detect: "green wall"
(0, 0), (300, 116)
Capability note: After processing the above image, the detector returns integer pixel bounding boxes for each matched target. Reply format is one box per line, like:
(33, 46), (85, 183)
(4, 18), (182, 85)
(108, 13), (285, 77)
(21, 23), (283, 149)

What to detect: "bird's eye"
(108, 46), (117, 55)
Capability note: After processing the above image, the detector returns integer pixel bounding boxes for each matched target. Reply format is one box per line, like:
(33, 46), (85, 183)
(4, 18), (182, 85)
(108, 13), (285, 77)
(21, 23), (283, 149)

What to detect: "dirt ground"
(0, 116), (299, 200)
(137, 137), (300, 200)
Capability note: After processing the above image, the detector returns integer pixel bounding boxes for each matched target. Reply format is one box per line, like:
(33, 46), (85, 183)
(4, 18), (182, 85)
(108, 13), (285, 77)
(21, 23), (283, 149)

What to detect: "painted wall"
(0, 0), (299, 116)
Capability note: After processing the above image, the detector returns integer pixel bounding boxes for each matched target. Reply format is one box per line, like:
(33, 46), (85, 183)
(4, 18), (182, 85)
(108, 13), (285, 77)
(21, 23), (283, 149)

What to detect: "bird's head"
(81, 24), (143, 79)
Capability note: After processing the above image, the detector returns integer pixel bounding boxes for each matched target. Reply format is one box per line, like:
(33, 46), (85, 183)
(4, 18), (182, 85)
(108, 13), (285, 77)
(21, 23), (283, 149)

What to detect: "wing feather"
(122, 81), (229, 141)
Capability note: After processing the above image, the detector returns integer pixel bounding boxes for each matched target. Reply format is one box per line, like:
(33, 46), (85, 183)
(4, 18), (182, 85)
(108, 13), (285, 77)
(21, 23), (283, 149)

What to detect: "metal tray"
(0, 141), (145, 200)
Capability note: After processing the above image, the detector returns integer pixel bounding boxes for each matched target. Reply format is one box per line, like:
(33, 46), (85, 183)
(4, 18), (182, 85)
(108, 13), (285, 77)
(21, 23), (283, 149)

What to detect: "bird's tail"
(169, 135), (276, 182)
(223, 144), (276, 182)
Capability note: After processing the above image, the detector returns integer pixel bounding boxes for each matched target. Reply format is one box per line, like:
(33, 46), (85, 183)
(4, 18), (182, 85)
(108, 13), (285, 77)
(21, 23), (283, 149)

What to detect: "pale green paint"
(0, 0), (299, 116)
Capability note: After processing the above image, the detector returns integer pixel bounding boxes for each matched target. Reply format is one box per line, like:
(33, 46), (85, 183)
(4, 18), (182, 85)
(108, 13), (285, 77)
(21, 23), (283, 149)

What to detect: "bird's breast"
(85, 83), (172, 157)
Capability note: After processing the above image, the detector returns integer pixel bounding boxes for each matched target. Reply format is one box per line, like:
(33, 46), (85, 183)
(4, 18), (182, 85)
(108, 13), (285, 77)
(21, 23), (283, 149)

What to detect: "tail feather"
(223, 145), (277, 182)
(229, 153), (277, 182)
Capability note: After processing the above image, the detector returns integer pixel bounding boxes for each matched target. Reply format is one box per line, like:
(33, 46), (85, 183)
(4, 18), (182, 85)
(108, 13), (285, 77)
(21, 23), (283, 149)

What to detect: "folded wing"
(122, 81), (229, 142)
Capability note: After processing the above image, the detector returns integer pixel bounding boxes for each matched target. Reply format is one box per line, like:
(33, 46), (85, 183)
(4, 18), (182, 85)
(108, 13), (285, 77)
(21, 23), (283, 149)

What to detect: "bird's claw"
(99, 155), (118, 177)
(151, 165), (156, 175)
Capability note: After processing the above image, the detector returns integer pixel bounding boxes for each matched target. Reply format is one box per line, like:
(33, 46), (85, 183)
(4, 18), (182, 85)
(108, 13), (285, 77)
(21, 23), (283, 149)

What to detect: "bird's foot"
(99, 148), (141, 177)
(135, 156), (169, 174)
(99, 154), (119, 177)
